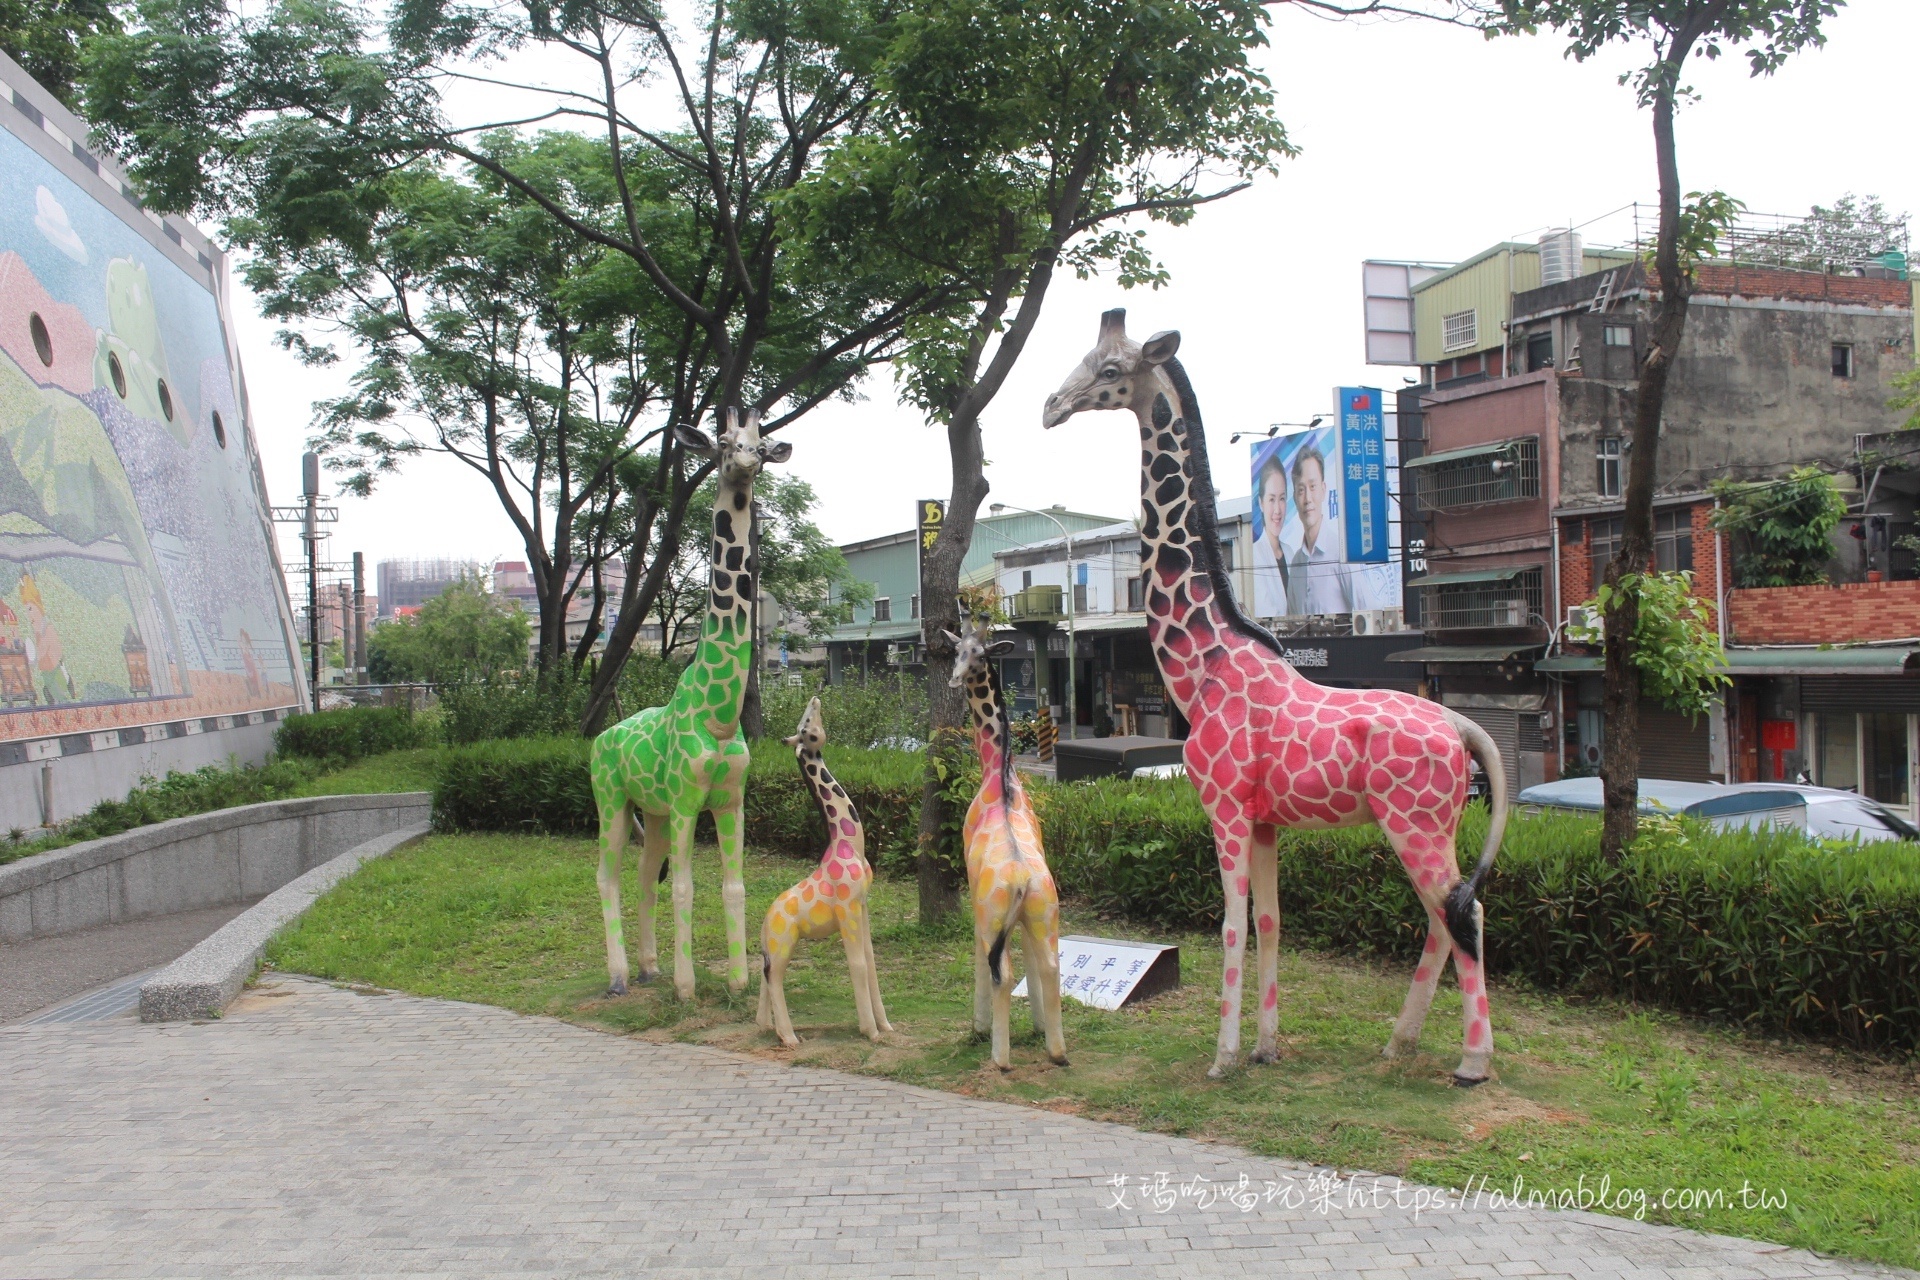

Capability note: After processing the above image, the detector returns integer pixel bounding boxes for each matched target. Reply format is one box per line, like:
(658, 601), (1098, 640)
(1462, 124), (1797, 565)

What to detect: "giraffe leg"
(765, 948), (800, 1047)
(667, 809), (698, 1000)
(858, 906), (892, 1033)
(713, 799), (750, 995)
(988, 933), (1015, 1072)
(1248, 822), (1282, 1064)
(633, 810), (667, 984)
(1385, 903), (1453, 1060)
(1451, 896), (1493, 1085)
(838, 906), (881, 1042)
(595, 799), (631, 996)
(1025, 895), (1068, 1066)
(1205, 800), (1254, 1079)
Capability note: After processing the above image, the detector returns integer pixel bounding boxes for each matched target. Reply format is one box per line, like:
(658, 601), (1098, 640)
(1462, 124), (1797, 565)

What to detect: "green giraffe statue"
(592, 407), (790, 1000)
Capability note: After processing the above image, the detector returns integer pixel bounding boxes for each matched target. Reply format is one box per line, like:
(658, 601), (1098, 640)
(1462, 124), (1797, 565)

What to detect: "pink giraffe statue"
(1042, 310), (1509, 1084)
(757, 697), (892, 1047)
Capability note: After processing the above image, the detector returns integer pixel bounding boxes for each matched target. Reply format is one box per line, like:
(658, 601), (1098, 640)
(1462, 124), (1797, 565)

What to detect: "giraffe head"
(1041, 308), (1181, 429)
(941, 617), (1014, 690)
(674, 406), (791, 486)
(781, 696), (826, 752)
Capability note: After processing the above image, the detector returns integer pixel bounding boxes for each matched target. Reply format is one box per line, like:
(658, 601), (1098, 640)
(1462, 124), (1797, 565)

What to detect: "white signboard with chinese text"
(1013, 935), (1180, 1011)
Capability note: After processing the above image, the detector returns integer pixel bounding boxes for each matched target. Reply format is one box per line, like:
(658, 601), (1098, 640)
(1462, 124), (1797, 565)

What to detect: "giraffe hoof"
(607, 979), (628, 997)
(1206, 1059), (1236, 1081)
(634, 969), (658, 985)
(779, 1034), (802, 1048)
(996, 1060), (1013, 1074)
(1248, 1047), (1280, 1066)
(1050, 1053), (1070, 1067)
(1452, 1072), (1490, 1089)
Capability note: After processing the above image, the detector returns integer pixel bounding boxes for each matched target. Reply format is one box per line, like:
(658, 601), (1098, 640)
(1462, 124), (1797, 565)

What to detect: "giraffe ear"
(674, 423), (716, 458)
(940, 629), (962, 647)
(760, 439), (792, 464)
(986, 640), (1016, 657)
(1141, 330), (1180, 364)
(781, 732), (802, 747)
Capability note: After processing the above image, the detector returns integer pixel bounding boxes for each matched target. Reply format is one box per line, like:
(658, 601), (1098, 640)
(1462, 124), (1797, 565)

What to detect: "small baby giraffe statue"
(757, 697), (891, 1047)
(945, 617), (1068, 1071)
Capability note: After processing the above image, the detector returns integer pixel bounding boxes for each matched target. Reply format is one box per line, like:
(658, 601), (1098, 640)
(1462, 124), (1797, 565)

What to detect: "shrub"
(440, 669), (591, 745)
(429, 742), (1920, 1055)
(276, 706), (430, 762)
(758, 670), (929, 749)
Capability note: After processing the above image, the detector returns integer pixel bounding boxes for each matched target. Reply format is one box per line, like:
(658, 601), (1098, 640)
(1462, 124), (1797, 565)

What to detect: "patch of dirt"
(1453, 1088), (1584, 1141)
(226, 983), (302, 1016)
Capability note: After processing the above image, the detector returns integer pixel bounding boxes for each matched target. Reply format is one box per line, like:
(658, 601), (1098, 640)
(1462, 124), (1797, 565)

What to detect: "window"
(910, 594), (920, 619)
(1526, 331), (1553, 372)
(1832, 343), (1854, 378)
(1423, 567), (1544, 630)
(1589, 517), (1621, 586)
(1409, 437), (1539, 511)
(1072, 583), (1087, 613)
(1127, 575), (1145, 612)
(1022, 570), (1033, 590)
(1865, 712), (1910, 807)
(1654, 508), (1694, 573)
(871, 597), (891, 623)
(1217, 539), (1235, 572)
(1596, 438), (1622, 498)
(1603, 325), (1634, 348)
(1441, 309), (1478, 352)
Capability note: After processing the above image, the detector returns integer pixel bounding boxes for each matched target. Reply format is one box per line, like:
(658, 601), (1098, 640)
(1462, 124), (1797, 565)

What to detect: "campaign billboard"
(1247, 389), (1403, 621)
(0, 58), (303, 756)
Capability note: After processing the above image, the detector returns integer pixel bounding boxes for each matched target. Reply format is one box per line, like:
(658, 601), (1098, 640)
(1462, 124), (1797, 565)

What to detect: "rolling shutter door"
(1636, 701), (1712, 782)
(1801, 677), (1920, 715)
(1455, 707), (1521, 796)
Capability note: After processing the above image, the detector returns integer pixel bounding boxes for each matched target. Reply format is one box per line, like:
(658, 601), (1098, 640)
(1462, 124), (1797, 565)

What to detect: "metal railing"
(1423, 569), (1544, 631)
(314, 683), (436, 712)
(1008, 585), (1066, 622)
(1413, 437), (1540, 512)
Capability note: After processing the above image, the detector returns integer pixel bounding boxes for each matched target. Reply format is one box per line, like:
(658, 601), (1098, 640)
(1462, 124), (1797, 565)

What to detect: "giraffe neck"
(678, 471), (756, 738)
(796, 745), (863, 860)
(963, 663), (1018, 808)
(1135, 358), (1289, 721)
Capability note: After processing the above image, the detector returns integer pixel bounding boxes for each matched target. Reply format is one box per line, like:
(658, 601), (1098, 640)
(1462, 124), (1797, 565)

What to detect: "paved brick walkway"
(0, 976), (1903, 1279)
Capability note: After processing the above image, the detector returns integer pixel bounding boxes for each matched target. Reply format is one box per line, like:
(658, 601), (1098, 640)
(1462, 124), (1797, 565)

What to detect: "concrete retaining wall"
(0, 793), (431, 945)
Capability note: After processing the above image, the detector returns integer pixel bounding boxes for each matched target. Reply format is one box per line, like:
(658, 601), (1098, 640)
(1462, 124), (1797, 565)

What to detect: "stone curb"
(138, 823), (430, 1022)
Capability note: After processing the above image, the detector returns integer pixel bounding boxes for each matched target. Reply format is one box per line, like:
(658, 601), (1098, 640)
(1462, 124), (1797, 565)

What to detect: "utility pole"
(303, 452), (320, 694)
(352, 551), (367, 684)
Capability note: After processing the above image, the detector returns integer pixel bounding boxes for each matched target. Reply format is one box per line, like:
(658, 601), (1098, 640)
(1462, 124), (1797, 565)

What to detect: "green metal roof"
(1537, 647), (1920, 676)
(1534, 653), (1603, 672)
(1401, 440), (1518, 471)
(1406, 567), (1526, 588)
(1385, 644), (1543, 664)
(826, 620), (923, 644)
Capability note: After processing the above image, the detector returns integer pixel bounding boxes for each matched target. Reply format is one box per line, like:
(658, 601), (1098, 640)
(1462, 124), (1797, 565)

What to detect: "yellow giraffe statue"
(757, 697), (892, 1046)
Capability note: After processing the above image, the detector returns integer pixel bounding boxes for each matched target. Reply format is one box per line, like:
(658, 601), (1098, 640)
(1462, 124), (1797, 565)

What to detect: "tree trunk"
(1600, 73), (1694, 861)
(915, 414), (992, 923)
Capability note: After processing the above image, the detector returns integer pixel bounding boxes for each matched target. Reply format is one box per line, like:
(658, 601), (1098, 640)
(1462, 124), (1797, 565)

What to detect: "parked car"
(1516, 777), (1917, 843)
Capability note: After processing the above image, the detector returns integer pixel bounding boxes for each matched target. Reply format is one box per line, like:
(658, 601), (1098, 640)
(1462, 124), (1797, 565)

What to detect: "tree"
(1574, 570), (1728, 719)
(784, 0), (1291, 917)
(1710, 467), (1847, 587)
(79, 0), (961, 733)
(367, 578), (531, 684)
(1485, 0), (1839, 858)
(0, 0), (118, 106)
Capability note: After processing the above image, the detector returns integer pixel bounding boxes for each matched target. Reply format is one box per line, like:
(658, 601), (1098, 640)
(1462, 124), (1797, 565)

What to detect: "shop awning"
(1400, 441), (1520, 471)
(1405, 567), (1527, 588)
(826, 621), (923, 644)
(1385, 644), (1543, 664)
(1068, 613), (1149, 635)
(1535, 647), (1920, 676)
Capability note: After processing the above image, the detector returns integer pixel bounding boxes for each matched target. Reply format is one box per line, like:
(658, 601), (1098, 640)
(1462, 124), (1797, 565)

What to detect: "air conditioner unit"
(1565, 604), (1597, 634)
(1351, 608), (1402, 636)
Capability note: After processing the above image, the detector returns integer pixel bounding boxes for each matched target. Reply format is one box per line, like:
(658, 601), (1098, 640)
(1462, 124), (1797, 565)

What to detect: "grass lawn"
(288, 748), (447, 797)
(266, 831), (1920, 1269)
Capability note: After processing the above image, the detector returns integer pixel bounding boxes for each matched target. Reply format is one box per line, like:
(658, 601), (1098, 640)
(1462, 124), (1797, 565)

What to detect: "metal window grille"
(1413, 437), (1539, 512)
(1590, 511), (1693, 579)
(1425, 568), (1544, 630)
(1442, 309), (1478, 352)
(872, 597), (892, 622)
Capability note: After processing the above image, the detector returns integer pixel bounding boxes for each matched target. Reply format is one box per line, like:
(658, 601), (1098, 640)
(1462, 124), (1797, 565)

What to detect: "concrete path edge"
(138, 823), (430, 1022)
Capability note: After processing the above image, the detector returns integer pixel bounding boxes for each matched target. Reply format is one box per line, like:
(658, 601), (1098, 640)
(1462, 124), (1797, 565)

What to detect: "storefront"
(1388, 644), (1552, 795)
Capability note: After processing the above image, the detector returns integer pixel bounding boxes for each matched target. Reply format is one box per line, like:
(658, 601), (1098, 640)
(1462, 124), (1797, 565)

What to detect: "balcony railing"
(1008, 585), (1066, 622)
(1419, 567), (1545, 631)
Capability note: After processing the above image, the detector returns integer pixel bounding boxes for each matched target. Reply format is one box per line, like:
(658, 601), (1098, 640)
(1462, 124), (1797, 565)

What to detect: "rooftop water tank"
(1538, 229), (1584, 286)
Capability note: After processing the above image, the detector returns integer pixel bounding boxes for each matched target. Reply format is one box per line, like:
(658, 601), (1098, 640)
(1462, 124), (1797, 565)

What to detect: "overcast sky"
(231, 1), (1920, 578)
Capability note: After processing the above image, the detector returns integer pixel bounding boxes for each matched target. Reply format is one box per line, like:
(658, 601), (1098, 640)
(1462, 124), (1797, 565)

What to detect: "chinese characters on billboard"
(1247, 387), (1403, 621)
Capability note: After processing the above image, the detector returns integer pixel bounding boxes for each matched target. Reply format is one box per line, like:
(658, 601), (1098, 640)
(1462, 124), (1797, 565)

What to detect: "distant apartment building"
(1372, 212), (1919, 802)
(376, 559), (480, 619)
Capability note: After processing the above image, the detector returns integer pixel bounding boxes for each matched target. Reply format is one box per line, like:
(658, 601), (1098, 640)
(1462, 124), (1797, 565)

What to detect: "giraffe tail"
(1441, 709), (1508, 963)
(986, 880), (1031, 987)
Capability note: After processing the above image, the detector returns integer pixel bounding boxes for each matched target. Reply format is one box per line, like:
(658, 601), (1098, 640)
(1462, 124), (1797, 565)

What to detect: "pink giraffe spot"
(1225, 928), (1238, 948)
(840, 818), (857, 837)
(1225, 967), (1240, 985)
(1220, 1000), (1232, 1017)
(1257, 914), (1275, 935)
(1467, 1022), (1486, 1047)
(1412, 967), (1431, 983)
(1476, 995), (1490, 1018)
(1263, 984), (1278, 1010)
(1235, 875), (1249, 896)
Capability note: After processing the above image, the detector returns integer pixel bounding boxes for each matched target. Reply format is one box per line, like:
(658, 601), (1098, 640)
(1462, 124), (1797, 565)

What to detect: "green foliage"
(367, 578), (530, 684)
(275, 706), (432, 763)
(1, 758), (325, 866)
(757, 670), (930, 750)
(1576, 571), (1729, 718)
(433, 737), (596, 836)
(1893, 360), (1920, 434)
(0, 0), (118, 105)
(438, 668), (594, 746)
(1666, 188), (1746, 273)
(1710, 467), (1847, 587)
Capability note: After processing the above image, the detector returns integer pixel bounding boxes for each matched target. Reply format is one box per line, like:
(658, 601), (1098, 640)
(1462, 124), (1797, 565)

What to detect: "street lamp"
(990, 502), (1077, 741)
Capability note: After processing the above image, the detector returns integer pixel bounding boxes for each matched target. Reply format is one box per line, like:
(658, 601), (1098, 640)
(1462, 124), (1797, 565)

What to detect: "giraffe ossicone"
(756, 696), (892, 1047)
(589, 406), (787, 1002)
(947, 617), (1068, 1072)
(1043, 310), (1509, 1085)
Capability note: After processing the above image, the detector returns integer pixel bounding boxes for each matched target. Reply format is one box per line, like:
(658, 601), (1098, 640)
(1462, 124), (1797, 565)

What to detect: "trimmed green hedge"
(428, 737), (1920, 1053)
(276, 706), (431, 763)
